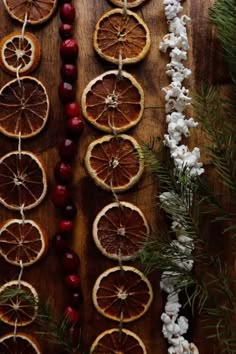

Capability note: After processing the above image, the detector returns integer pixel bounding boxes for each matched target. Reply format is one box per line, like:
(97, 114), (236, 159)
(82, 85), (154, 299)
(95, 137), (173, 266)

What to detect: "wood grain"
(0, 0), (227, 353)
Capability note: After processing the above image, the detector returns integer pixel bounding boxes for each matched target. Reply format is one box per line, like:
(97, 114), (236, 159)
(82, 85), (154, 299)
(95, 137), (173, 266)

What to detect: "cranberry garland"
(51, 0), (84, 350)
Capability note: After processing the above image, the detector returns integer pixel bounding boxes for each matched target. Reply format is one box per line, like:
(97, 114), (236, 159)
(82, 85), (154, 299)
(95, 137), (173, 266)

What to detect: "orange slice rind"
(3, 0), (57, 25)
(0, 76), (49, 139)
(93, 201), (149, 260)
(0, 332), (41, 353)
(90, 328), (147, 354)
(92, 266), (153, 322)
(81, 70), (144, 133)
(0, 280), (38, 327)
(94, 9), (151, 64)
(85, 134), (144, 192)
(0, 31), (41, 76)
(0, 219), (48, 267)
(109, 0), (148, 8)
(0, 151), (47, 211)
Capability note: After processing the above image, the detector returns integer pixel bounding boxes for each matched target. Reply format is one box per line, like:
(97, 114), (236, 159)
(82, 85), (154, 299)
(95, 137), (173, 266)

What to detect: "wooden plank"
(0, 0), (228, 353)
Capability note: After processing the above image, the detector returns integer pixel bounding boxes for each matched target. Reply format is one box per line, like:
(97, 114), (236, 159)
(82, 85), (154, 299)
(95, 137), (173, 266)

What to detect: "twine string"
(123, 0), (128, 16)
(18, 131), (22, 160)
(13, 318), (18, 342)
(118, 50), (124, 80)
(118, 310), (124, 343)
(17, 260), (24, 286)
(20, 204), (25, 225)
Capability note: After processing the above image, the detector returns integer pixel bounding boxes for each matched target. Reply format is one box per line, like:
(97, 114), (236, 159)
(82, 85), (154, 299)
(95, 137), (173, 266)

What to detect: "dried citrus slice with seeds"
(0, 76), (49, 139)
(0, 151), (47, 211)
(0, 332), (41, 353)
(93, 201), (149, 260)
(3, 0), (57, 25)
(0, 31), (41, 76)
(0, 280), (38, 326)
(94, 9), (151, 65)
(85, 134), (144, 192)
(92, 266), (153, 322)
(90, 328), (147, 354)
(0, 219), (48, 266)
(81, 70), (144, 133)
(109, 0), (148, 8)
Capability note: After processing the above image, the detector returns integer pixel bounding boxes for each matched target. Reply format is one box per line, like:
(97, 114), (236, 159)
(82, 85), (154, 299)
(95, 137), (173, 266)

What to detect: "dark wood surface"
(0, 0), (228, 353)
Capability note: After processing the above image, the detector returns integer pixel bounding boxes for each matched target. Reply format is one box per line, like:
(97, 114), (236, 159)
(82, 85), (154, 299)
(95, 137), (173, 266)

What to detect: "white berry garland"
(159, 1), (203, 353)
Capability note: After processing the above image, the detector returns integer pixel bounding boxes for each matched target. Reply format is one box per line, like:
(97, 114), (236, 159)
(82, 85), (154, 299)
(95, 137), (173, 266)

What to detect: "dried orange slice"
(0, 280), (38, 326)
(0, 332), (41, 353)
(0, 77), (49, 139)
(109, 0), (148, 8)
(0, 31), (41, 76)
(85, 134), (144, 192)
(93, 201), (149, 260)
(0, 151), (47, 211)
(92, 266), (153, 322)
(94, 9), (151, 64)
(0, 219), (48, 267)
(81, 70), (144, 133)
(3, 0), (57, 25)
(90, 328), (147, 354)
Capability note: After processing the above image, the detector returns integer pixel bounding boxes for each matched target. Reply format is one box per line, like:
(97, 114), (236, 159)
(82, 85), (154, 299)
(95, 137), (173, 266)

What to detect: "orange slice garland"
(0, 219), (48, 267)
(0, 151), (47, 211)
(92, 266), (153, 322)
(81, 70), (144, 133)
(94, 9), (151, 64)
(109, 0), (148, 8)
(85, 134), (144, 192)
(0, 332), (41, 353)
(0, 31), (41, 76)
(3, 0), (57, 25)
(90, 328), (147, 354)
(0, 76), (49, 139)
(93, 201), (149, 260)
(0, 280), (38, 326)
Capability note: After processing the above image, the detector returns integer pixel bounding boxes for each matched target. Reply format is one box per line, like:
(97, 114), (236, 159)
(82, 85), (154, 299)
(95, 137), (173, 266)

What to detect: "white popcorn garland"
(159, 1), (204, 353)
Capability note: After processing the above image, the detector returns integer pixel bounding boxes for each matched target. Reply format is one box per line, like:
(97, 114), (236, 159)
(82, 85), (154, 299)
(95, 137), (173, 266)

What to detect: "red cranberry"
(66, 116), (84, 137)
(58, 82), (75, 104)
(52, 185), (69, 207)
(65, 102), (80, 118)
(60, 3), (75, 23)
(59, 138), (77, 161)
(54, 234), (69, 252)
(69, 291), (82, 307)
(54, 161), (73, 184)
(59, 220), (73, 234)
(60, 39), (78, 62)
(62, 203), (77, 219)
(64, 306), (79, 324)
(59, 23), (73, 39)
(65, 274), (81, 289)
(60, 64), (77, 82)
(63, 251), (80, 272)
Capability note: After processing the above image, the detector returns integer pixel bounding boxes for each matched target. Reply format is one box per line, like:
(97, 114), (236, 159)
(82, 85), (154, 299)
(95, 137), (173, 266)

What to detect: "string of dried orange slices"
(0, 0), (56, 351)
(81, 1), (153, 352)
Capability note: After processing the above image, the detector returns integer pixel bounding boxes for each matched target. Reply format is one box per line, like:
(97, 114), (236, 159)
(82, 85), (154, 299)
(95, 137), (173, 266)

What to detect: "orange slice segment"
(3, 0), (57, 25)
(0, 76), (49, 139)
(0, 280), (38, 326)
(0, 332), (41, 353)
(0, 151), (47, 211)
(92, 266), (153, 322)
(0, 219), (48, 267)
(94, 9), (151, 64)
(90, 328), (147, 354)
(109, 0), (148, 8)
(0, 31), (41, 76)
(81, 70), (144, 133)
(93, 201), (149, 260)
(85, 134), (144, 192)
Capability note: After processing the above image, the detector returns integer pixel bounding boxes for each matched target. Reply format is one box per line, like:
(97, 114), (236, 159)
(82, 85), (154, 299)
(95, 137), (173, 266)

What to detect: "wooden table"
(0, 0), (227, 352)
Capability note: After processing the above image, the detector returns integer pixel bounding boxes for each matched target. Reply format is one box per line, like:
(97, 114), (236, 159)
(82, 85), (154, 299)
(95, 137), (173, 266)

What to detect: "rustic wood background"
(0, 0), (227, 353)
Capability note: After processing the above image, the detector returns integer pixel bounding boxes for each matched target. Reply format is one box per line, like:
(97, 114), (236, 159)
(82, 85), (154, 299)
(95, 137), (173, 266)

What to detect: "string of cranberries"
(51, 0), (83, 350)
